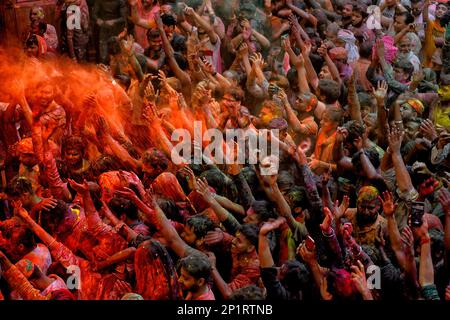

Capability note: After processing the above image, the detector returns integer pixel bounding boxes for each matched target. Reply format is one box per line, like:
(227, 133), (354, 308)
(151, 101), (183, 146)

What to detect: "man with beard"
(396, 35), (421, 72)
(337, 186), (387, 246)
(178, 254), (215, 300)
(26, 6), (59, 53)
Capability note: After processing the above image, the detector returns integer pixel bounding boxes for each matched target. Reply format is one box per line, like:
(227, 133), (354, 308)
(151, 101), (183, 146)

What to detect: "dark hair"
(318, 79), (341, 104)
(395, 11), (415, 25)
(277, 171), (295, 192)
(251, 200), (278, 223)
(394, 59), (414, 77)
(280, 260), (311, 295)
(164, 51), (188, 70)
(429, 228), (445, 261)
(352, 147), (381, 170)
(352, 3), (368, 18)
(286, 186), (307, 210)
(0, 219), (36, 251)
(91, 155), (121, 176)
(146, 28), (160, 40)
(344, 120), (366, 143)
(223, 87), (245, 103)
(239, 224), (259, 249)
(161, 13), (177, 27)
(62, 135), (86, 157)
(324, 106), (344, 124)
(107, 36), (121, 55)
(142, 148), (169, 171)
(40, 200), (70, 234)
(359, 41), (373, 59)
(287, 68), (299, 87)
(25, 34), (39, 49)
(186, 215), (216, 239)
(229, 285), (265, 300)
(108, 197), (139, 220)
(6, 176), (34, 197)
(179, 253), (212, 282)
(157, 198), (184, 223)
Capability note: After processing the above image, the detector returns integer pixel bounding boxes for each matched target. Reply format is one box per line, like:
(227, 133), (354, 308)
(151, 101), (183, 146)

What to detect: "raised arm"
(282, 37), (310, 93)
(115, 187), (192, 258)
(184, 6), (218, 45)
(0, 250), (47, 300)
(155, 12), (191, 91)
(388, 127), (414, 196)
(347, 69), (362, 123)
(416, 219), (440, 300)
(128, 0), (155, 29)
(317, 43), (342, 85)
(380, 191), (406, 269)
(373, 80), (389, 149)
(195, 178), (242, 235)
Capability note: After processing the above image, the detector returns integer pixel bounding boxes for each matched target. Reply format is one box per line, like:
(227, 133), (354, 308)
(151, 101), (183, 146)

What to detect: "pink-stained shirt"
(185, 287), (215, 300)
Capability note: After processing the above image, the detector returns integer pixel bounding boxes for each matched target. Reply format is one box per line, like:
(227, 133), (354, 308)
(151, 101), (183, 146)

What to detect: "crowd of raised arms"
(0, 0), (450, 301)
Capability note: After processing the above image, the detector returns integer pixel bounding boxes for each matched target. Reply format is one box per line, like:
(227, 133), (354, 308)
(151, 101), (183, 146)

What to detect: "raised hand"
(179, 165), (198, 190)
(350, 260), (371, 298)
(184, 6), (195, 17)
(154, 11), (164, 30)
(281, 36), (292, 52)
(143, 76), (157, 104)
(372, 80), (388, 102)
(237, 42), (249, 59)
(259, 217), (286, 236)
(297, 240), (317, 264)
(320, 207), (334, 234)
(376, 38), (385, 59)
(195, 177), (215, 205)
(379, 191), (397, 217)
(401, 226), (414, 256)
(335, 196), (349, 220)
(204, 228), (224, 246)
(34, 197), (58, 212)
(201, 58), (216, 75)
(419, 119), (438, 142)
(317, 43), (328, 57)
(114, 186), (139, 202)
(335, 127), (349, 144)
(68, 178), (91, 195)
(388, 126), (404, 154)
(13, 203), (31, 221)
(249, 52), (265, 70)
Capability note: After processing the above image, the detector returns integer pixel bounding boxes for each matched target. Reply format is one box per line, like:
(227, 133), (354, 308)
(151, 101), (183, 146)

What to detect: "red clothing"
(49, 241), (130, 300)
(229, 250), (261, 291)
(185, 287), (215, 300)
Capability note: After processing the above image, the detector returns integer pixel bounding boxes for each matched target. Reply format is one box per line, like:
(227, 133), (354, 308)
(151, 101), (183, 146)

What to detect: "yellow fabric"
(424, 20), (445, 67)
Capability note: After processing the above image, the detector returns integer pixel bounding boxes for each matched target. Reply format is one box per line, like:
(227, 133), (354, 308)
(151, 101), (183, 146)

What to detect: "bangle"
(322, 228), (335, 238)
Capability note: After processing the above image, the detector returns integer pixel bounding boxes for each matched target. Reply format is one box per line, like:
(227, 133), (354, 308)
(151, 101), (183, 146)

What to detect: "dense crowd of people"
(0, 0), (449, 300)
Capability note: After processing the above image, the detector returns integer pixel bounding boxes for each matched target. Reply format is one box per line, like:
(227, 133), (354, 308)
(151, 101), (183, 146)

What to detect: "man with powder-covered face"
(337, 186), (387, 246)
